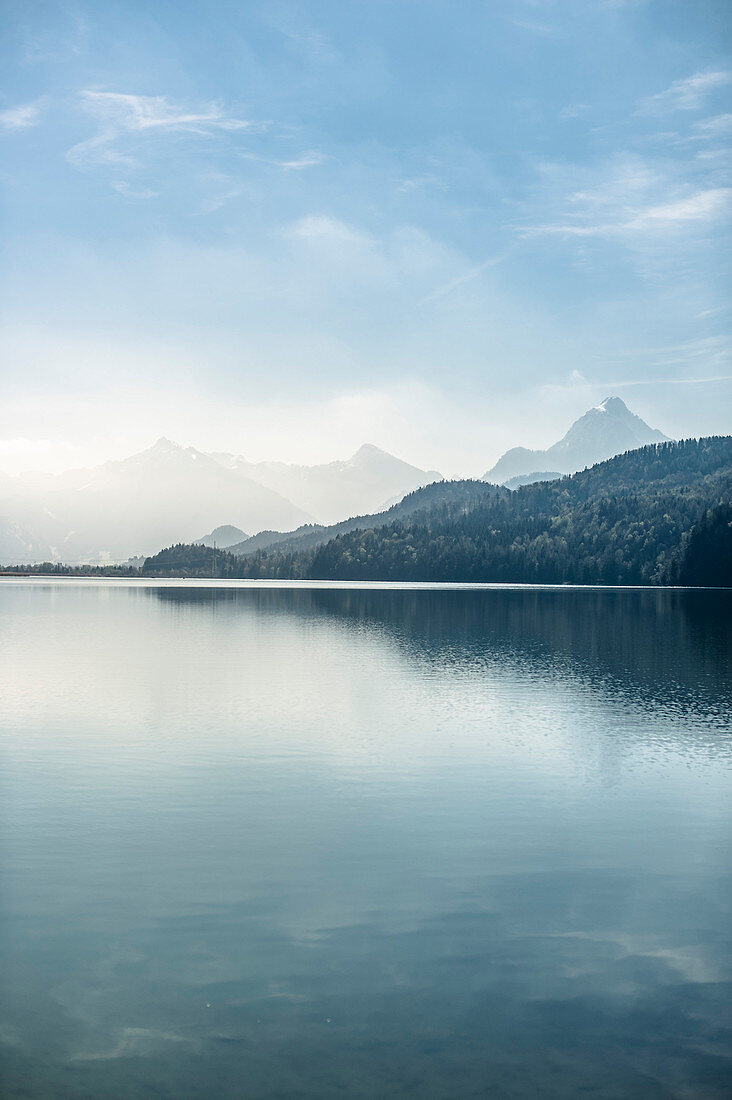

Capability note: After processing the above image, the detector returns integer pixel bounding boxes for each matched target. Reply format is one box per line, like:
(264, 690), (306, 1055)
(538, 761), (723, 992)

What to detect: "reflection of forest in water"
(2, 582), (730, 1100)
(150, 586), (732, 732)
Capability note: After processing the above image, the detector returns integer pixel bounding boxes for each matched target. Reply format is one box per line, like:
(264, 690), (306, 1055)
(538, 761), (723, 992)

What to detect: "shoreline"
(0, 575), (728, 591)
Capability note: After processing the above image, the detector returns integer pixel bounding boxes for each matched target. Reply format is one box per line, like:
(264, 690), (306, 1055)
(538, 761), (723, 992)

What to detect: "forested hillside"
(228, 478), (503, 557)
(141, 438), (732, 585)
(670, 502), (732, 588)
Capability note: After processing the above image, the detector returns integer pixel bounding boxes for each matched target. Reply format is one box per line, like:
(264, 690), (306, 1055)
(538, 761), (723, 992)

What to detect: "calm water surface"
(1, 581), (731, 1099)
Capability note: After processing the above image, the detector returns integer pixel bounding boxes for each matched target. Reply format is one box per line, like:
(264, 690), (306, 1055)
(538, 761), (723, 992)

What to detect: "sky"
(1, 0), (731, 477)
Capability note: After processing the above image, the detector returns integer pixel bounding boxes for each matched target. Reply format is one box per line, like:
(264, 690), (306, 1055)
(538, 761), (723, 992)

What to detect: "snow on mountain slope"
(484, 398), (669, 483)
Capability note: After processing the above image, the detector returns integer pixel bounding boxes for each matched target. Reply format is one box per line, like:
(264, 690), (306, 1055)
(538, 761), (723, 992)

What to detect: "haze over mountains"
(221, 397), (674, 560)
(0, 439), (443, 564)
(211, 443), (442, 526)
(0, 397), (676, 565)
(0, 439), (312, 565)
(142, 436), (732, 587)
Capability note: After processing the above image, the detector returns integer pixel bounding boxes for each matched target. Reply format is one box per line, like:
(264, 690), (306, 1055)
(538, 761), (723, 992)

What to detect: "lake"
(0, 580), (730, 1098)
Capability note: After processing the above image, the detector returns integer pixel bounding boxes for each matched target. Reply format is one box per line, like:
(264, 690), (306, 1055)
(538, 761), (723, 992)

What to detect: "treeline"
(306, 438), (731, 584)
(142, 541), (314, 579)
(141, 542), (234, 577)
(0, 562), (139, 576)
(141, 437), (732, 586)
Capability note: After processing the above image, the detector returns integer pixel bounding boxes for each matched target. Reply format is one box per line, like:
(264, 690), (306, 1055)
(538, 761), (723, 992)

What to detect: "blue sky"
(1, 0), (730, 474)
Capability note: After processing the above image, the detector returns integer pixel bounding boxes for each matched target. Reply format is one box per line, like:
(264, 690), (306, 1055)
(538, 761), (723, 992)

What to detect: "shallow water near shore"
(1, 581), (731, 1098)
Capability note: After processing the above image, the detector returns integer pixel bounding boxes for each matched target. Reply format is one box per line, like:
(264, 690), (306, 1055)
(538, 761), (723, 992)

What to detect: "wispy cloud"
(67, 91), (261, 172)
(421, 255), (505, 303)
(637, 70), (732, 115)
(697, 305), (731, 319)
(66, 133), (136, 172)
(264, 11), (339, 66)
(626, 189), (731, 228)
(559, 104), (591, 121)
(692, 113), (732, 138)
(509, 18), (563, 39)
(574, 374), (732, 392)
(394, 173), (447, 194)
(521, 191), (731, 238)
(111, 181), (159, 200)
(563, 336), (732, 390)
(240, 150), (326, 171)
(602, 335), (732, 372)
(21, 7), (88, 63)
(0, 101), (42, 131)
(277, 152), (326, 170)
(520, 148), (732, 242)
(192, 187), (243, 216)
(289, 215), (369, 244)
(79, 91), (253, 133)
(543, 360), (732, 395)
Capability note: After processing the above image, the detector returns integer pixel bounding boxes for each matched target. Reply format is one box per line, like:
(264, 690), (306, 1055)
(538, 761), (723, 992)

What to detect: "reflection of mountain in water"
(151, 586), (731, 733)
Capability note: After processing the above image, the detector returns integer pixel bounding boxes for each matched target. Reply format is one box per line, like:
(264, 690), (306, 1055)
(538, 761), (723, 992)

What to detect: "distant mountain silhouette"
(484, 397), (669, 483)
(195, 524), (249, 548)
(0, 404), (680, 567)
(0, 439), (444, 565)
(503, 472), (562, 490)
(0, 439), (311, 564)
(210, 443), (442, 525)
(0, 515), (50, 565)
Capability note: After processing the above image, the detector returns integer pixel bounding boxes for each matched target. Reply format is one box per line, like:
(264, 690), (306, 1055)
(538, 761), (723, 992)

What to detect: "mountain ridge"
(0, 398), (682, 565)
(140, 437), (732, 586)
(484, 396), (669, 483)
(226, 479), (505, 559)
(210, 443), (443, 525)
(194, 524), (250, 548)
(0, 438), (444, 564)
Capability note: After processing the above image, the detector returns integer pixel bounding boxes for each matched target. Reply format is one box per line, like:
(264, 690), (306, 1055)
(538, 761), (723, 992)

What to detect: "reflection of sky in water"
(0, 582), (730, 1098)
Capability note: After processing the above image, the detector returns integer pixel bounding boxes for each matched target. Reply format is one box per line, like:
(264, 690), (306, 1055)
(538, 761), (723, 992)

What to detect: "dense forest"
(670, 502), (732, 587)
(0, 562), (138, 577)
(141, 437), (732, 586)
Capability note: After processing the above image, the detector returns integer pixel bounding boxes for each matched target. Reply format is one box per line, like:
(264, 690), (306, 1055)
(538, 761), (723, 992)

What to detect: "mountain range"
(211, 443), (442, 526)
(221, 396), (671, 557)
(0, 397), (672, 565)
(142, 436), (732, 587)
(0, 439), (442, 564)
